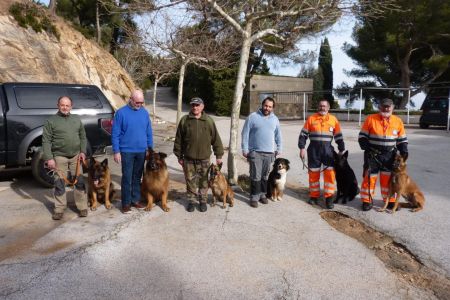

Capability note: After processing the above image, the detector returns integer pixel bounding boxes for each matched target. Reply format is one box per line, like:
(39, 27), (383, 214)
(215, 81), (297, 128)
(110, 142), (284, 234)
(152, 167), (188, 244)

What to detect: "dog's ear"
(218, 162), (223, 170)
(285, 159), (290, 165)
(401, 152), (408, 162)
(101, 158), (108, 167)
(159, 152), (167, 159)
(333, 151), (338, 159)
(89, 157), (96, 168)
(343, 150), (348, 159)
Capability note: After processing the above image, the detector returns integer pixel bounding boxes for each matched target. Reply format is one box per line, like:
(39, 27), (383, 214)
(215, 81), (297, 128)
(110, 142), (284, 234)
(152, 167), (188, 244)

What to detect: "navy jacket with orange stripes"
(358, 114), (408, 154)
(298, 113), (345, 151)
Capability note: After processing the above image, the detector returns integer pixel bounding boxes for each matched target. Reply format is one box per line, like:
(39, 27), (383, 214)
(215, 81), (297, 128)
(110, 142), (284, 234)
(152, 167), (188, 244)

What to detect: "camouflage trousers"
(183, 159), (209, 204)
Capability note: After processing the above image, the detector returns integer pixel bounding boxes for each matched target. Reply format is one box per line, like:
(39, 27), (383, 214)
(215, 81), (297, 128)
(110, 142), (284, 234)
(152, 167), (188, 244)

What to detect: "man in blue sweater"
(112, 90), (153, 214)
(241, 97), (282, 207)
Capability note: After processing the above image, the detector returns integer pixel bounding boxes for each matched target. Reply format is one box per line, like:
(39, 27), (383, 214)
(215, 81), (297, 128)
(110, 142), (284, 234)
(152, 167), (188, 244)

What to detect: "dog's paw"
(377, 208), (386, 212)
(144, 206), (152, 212)
(105, 204), (112, 210)
(90, 206), (97, 211)
(162, 206), (170, 212)
(277, 197), (283, 201)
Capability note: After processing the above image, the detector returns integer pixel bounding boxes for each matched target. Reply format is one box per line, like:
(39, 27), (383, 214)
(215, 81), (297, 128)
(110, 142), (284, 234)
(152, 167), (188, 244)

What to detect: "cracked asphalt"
(0, 87), (447, 299)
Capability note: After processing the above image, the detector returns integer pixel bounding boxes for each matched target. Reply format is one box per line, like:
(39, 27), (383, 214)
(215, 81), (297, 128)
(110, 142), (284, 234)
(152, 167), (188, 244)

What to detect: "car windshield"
(422, 98), (449, 110)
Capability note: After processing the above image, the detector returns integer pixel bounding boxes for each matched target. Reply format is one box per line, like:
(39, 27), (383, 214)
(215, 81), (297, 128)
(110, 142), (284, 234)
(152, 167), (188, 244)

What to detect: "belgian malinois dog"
(141, 148), (170, 212)
(208, 162), (234, 209)
(86, 158), (115, 210)
(379, 153), (425, 213)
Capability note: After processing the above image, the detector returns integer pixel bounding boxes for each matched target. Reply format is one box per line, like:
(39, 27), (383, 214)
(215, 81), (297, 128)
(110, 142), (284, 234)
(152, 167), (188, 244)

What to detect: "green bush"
(9, 2), (60, 40)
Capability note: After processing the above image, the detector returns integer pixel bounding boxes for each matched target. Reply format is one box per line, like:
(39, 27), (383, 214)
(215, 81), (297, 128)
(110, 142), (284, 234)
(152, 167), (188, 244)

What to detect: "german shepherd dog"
(333, 150), (359, 204)
(207, 162), (234, 208)
(86, 158), (115, 210)
(141, 148), (170, 212)
(379, 153), (425, 213)
(266, 158), (290, 201)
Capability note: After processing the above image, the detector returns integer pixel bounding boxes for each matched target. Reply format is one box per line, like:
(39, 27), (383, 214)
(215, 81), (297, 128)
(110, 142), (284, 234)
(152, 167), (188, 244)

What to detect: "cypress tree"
(318, 38), (334, 106)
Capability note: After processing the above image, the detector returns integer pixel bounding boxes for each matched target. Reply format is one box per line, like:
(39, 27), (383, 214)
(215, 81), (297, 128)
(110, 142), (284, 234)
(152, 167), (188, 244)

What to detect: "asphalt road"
(0, 87), (448, 299)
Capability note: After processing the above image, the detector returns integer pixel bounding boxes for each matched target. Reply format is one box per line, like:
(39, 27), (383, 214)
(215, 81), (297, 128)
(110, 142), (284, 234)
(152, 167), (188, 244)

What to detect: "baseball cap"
(190, 97), (204, 105)
(379, 98), (393, 106)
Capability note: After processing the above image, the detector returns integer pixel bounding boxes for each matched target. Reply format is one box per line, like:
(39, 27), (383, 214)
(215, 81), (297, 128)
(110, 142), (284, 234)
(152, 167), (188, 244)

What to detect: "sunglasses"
(191, 103), (201, 107)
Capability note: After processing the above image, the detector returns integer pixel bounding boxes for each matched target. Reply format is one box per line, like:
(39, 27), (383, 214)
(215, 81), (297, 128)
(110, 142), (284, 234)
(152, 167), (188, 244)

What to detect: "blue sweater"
(241, 109), (282, 153)
(112, 104), (153, 153)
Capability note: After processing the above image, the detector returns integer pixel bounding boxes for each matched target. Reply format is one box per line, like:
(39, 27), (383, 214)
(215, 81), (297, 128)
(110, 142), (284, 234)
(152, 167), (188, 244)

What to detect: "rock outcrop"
(0, 2), (134, 109)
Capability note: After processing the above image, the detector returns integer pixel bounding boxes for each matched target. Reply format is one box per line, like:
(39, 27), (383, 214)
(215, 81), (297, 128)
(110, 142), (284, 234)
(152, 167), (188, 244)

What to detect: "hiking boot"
(308, 197), (318, 205)
(199, 202), (207, 212)
(187, 202), (195, 212)
(52, 212), (63, 220)
(250, 201), (258, 208)
(362, 202), (373, 211)
(79, 209), (88, 217)
(387, 202), (400, 211)
(131, 202), (145, 209)
(122, 205), (131, 214)
(325, 197), (335, 209)
(259, 197), (268, 204)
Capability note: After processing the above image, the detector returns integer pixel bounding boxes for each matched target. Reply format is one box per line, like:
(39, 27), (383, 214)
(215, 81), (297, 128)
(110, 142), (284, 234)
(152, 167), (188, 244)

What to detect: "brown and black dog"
(86, 157), (115, 210)
(208, 162), (234, 208)
(141, 148), (170, 212)
(379, 153), (425, 213)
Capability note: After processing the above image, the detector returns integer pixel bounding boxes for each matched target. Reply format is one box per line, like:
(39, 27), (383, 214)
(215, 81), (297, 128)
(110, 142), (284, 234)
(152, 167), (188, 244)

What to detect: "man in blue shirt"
(112, 90), (153, 214)
(241, 97), (282, 208)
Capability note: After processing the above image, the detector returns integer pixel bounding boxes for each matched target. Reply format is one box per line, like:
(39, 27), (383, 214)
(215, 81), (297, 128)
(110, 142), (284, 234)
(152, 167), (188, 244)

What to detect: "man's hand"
(216, 158), (222, 165)
(79, 152), (86, 162)
(46, 159), (56, 170)
(178, 159), (184, 166)
(114, 153), (121, 164)
(275, 151), (281, 157)
(242, 152), (248, 158)
(299, 148), (306, 160)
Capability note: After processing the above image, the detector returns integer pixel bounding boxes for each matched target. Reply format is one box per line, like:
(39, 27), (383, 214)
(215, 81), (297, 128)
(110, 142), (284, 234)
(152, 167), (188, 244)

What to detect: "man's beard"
(262, 109), (270, 115)
(380, 112), (391, 118)
(318, 111), (327, 116)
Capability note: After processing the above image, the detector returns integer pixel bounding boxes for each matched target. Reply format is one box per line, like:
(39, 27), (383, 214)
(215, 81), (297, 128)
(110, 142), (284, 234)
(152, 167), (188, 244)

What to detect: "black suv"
(0, 82), (115, 187)
(420, 87), (450, 129)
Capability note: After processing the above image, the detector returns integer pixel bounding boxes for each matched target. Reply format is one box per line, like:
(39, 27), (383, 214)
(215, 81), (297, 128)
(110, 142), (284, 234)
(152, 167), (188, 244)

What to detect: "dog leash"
(48, 155), (82, 187)
(301, 156), (329, 173)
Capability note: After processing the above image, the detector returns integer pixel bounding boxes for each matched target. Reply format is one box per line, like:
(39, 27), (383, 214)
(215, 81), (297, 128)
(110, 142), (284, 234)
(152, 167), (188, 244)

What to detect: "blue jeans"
(120, 152), (146, 207)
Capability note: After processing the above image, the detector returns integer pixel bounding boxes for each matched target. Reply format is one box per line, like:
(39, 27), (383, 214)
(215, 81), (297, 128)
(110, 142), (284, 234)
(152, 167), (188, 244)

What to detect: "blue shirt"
(112, 104), (153, 153)
(241, 109), (282, 153)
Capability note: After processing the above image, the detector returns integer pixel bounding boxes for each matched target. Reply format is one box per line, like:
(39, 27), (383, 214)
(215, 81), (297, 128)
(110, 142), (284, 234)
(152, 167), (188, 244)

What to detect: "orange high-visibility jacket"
(298, 113), (345, 151)
(358, 114), (408, 154)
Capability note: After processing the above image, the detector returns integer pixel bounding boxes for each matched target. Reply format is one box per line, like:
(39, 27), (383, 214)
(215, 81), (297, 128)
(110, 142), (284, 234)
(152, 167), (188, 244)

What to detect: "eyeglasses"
(191, 103), (200, 107)
(133, 100), (144, 105)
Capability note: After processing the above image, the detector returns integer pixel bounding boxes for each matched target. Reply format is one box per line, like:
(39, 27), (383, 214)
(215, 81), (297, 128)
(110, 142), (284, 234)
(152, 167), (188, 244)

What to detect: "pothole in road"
(321, 211), (450, 299)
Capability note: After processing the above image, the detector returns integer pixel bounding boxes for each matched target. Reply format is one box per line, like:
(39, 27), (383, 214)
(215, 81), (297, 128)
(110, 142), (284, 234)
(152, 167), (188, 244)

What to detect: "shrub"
(9, 2), (60, 40)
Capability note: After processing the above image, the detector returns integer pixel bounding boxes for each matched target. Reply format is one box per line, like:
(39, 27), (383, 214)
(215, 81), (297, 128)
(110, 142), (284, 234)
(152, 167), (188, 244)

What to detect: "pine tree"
(318, 38), (334, 106)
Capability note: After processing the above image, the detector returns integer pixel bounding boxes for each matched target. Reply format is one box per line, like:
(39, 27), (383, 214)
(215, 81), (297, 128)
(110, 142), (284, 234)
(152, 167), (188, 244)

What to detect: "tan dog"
(141, 148), (170, 212)
(208, 163), (234, 208)
(86, 158), (115, 210)
(379, 153), (425, 213)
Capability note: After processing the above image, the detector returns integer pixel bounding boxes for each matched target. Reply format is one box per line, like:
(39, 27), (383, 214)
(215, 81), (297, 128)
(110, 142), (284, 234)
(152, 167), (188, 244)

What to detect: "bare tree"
(48, 0), (57, 15)
(184, 0), (396, 184)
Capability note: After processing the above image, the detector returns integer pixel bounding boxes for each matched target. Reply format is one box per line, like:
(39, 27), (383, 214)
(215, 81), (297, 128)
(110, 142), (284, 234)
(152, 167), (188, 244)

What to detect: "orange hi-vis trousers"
(360, 170), (395, 203)
(308, 167), (336, 198)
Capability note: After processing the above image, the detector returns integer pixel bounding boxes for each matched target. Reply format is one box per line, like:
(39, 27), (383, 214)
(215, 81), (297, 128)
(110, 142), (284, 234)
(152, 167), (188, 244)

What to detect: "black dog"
(333, 150), (359, 204)
(266, 158), (290, 201)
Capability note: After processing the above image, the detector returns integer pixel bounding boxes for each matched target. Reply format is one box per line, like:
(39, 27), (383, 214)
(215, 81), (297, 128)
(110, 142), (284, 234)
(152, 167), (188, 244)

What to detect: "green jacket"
(173, 112), (224, 160)
(42, 112), (87, 160)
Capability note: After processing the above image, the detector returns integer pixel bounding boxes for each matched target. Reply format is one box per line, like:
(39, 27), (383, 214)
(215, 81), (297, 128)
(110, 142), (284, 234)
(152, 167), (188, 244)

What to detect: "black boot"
(199, 202), (207, 212)
(308, 197), (318, 205)
(362, 202), (373, 211)
(187, 202), (195, 212)
(325, 196), (335, 209)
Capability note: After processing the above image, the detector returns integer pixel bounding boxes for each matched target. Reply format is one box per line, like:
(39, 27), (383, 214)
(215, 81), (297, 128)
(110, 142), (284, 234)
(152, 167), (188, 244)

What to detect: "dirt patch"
(321, 211), (450, 299)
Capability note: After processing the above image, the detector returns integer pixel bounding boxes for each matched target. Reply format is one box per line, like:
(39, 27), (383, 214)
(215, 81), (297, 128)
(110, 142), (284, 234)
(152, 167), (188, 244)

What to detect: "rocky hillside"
(0, 1), (134, 109)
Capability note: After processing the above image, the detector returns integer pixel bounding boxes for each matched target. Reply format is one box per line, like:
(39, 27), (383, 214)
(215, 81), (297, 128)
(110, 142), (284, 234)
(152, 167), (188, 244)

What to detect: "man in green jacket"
(42, 96), (88, 220)
(174, 97), (224, 212)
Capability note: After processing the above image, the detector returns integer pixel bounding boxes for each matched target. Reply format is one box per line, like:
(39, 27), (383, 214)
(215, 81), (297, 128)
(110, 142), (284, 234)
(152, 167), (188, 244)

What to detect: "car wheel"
(419, 122), (429, 129)
(31, 150), (54, 188)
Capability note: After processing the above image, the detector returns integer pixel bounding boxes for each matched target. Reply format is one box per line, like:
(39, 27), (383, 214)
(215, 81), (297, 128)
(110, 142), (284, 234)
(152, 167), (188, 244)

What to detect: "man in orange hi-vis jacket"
(298, 100), (345, 209)
(358, 98), (408, 211)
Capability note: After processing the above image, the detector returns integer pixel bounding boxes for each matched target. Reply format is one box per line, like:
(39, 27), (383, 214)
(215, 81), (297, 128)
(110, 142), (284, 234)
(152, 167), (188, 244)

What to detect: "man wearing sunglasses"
(173, 97), (224, 212)
(112, 90), (153, 214)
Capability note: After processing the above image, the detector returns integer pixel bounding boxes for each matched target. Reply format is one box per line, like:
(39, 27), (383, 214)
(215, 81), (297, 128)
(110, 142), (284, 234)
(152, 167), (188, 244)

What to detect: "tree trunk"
(398, 58), (411, 109)
(152, 78), (158, 121)
(176, 60), (189, 125)
(227, 35), (252, 184)
(48, 0), (57, 15)
(96, 1), (101, 44)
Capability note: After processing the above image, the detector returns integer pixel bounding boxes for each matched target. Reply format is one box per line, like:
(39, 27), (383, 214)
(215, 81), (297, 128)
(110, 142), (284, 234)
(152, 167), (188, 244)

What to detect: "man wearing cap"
(358, 98), (408, 211)
(241, 96), (282, 208)
(173, 97), (224, 212)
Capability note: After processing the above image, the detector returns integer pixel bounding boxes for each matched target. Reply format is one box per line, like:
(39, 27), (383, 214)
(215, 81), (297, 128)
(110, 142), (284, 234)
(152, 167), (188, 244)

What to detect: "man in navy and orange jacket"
(358, 98), (408, 211)
(298, 100), (345, 209)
